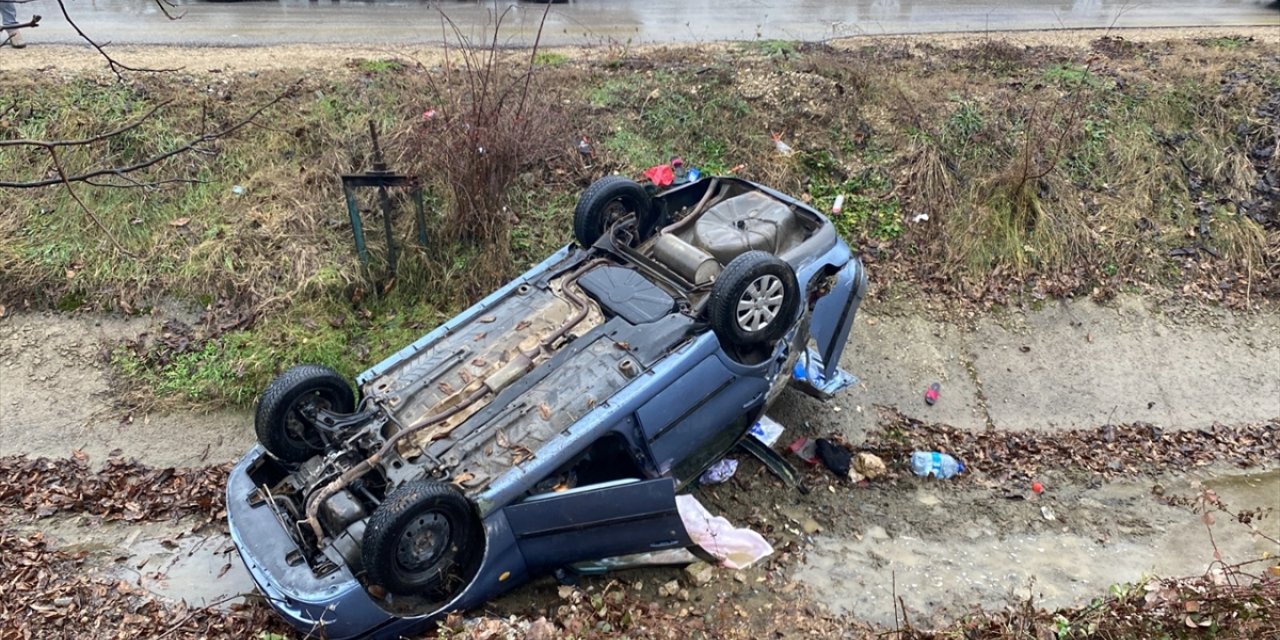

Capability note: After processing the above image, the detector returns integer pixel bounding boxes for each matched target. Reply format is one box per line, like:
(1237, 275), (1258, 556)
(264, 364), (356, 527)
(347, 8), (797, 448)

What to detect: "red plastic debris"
(643, 163), (675, 187)
(924, 382), (941, 406)
(1032, 481), (1045, 494)
(787, 437), (819, 465)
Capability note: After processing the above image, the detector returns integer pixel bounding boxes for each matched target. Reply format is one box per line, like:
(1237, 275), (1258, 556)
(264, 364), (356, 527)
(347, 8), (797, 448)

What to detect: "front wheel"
(254, 364), (355, 463)
(361, 481), (482, 598)
(707, 251), (800, 346)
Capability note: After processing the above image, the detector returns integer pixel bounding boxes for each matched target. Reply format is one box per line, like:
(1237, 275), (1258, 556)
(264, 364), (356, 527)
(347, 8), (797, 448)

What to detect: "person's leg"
(1, 1), (18, 28)
(2, 1), (27, 48)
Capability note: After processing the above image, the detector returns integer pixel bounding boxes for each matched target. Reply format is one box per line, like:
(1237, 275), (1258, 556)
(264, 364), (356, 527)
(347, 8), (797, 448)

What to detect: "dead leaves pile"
(0, 531), (283, 639)
(0, 453), (230, 525)
(434, 581), (859, 640)
(872, 411), (1280, 480)
(944, 567), (1279, 640)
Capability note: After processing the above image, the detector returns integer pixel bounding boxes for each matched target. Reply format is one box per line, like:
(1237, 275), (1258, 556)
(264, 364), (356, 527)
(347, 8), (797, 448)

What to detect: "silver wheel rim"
(736, 274), (784, 333)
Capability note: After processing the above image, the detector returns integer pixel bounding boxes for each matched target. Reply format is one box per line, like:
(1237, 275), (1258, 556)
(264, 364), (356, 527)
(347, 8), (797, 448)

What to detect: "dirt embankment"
(3, 27), (1278, 415)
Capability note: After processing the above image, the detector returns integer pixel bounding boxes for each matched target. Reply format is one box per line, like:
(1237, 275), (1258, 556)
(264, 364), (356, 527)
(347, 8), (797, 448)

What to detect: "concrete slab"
(0, 312), (254, 467)
(974, 298), (1280, 431)
(784, 295), (1280, 438)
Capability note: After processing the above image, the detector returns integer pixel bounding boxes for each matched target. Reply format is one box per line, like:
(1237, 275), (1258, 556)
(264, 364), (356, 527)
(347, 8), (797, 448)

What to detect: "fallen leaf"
(169, 217), (190, 227)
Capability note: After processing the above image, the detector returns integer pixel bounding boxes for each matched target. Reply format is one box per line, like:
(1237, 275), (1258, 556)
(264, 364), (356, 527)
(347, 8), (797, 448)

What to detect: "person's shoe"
(5, 30), (25, 49)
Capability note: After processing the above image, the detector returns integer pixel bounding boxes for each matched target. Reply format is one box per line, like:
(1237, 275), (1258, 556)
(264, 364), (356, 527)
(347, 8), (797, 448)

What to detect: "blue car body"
(226, 177), (866, 639)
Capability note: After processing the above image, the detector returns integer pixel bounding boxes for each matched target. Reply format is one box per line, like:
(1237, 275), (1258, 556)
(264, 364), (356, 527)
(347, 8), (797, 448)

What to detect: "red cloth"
(643, 164), (675, 187)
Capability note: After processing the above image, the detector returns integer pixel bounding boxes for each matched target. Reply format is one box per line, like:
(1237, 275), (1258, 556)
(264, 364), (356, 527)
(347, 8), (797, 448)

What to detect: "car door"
(636, 354), (768, 483)
(808, 258), (866, 379)
(503, 478), (690, 573)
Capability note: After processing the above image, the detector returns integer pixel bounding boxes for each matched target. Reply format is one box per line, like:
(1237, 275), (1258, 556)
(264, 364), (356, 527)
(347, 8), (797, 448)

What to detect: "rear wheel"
(362, 481), (481, 598)
(707, 251), (800, 346)
(254, 364), (354, 463)
(573, 176), (652, 247)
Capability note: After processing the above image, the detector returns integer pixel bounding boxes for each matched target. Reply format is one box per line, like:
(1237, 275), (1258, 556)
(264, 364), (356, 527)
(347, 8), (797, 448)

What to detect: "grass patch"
(1201, 36), (1252, 49)
(533, 51), (570, 66)
(113, 293), (450, 407)
(1042, 63), (1110, 90)
(742, 39), (799, 58)
(356, 58), (405, 74)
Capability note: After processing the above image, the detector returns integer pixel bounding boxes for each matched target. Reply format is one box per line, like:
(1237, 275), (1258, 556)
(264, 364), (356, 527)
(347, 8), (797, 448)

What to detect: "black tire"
(573, 176), (652, 247)
(362, 480), (481, 598)
(707, 251), (800, 346)
(254, 364), (355, 463)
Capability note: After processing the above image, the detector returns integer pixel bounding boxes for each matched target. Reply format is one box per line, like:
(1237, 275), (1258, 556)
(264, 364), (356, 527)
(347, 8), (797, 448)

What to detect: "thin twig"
(47, 147), (133, 256)
(51, 0), (181, 81)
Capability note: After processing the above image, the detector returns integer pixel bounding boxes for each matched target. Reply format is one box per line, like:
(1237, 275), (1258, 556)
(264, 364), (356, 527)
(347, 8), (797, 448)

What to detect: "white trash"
(748, 415), (785, 447)
(676, 494), (773, 569)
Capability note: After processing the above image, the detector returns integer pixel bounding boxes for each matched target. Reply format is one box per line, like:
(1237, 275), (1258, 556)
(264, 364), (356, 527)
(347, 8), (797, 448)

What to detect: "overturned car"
(227, 176), (867, 638)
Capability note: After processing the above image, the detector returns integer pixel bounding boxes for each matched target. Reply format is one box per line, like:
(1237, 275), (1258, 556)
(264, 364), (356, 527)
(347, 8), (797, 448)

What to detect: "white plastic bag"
(676, 494), (773, 569)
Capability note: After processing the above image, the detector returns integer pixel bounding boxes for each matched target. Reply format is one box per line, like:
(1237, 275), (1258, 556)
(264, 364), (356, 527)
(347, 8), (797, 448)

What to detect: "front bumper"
(227, 448), (404, 639)
(227, 448), (528, 640)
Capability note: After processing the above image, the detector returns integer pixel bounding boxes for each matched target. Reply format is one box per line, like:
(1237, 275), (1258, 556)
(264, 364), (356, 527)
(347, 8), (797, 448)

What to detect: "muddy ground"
(1, 293), (1276, 635)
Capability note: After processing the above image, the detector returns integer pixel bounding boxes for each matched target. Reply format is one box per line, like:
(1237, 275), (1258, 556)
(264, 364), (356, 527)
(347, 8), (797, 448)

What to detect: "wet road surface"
(15, 0), (1280, 47)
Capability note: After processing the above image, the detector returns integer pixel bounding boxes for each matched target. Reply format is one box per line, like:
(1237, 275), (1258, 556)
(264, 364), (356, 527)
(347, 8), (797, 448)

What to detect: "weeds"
(743, 39), (798, 59)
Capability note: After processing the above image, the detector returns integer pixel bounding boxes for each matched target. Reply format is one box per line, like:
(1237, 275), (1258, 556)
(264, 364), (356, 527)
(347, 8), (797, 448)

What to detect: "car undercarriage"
(229, 175), (866, 636)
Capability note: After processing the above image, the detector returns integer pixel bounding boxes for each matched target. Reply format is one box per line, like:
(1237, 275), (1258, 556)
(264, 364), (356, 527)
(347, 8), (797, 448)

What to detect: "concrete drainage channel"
(793, 468), (1280, 627)
(1, 296), (1277, 622)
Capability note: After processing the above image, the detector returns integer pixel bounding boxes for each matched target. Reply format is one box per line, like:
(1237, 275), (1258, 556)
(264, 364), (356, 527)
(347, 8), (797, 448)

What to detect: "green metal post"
(344, 184), (370, 269)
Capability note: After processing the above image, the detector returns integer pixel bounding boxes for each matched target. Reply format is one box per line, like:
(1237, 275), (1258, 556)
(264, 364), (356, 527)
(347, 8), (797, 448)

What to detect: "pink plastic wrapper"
(675, 495), (773, 569)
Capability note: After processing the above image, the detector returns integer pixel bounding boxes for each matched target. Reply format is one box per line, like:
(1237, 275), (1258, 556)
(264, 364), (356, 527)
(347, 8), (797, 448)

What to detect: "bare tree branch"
(151, 0), (186, 22)
(0, 14), (39, 31)
(0, 82), (300, 189)
(0, 100), (174, 149)
(82, 175), (205, 190)
(49, 0), (182, 81)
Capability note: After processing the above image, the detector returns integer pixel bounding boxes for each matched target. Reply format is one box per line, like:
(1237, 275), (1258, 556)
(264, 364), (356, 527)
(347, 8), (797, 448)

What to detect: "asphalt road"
(13, 0), (1280, 47)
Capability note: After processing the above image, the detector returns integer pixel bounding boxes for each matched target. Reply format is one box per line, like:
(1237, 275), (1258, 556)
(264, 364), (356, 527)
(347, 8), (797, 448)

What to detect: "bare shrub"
(404, 7), (574, 295)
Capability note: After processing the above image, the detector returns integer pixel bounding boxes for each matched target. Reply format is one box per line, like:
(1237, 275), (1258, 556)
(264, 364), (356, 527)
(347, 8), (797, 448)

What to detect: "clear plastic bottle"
(910, 451), (964, 479)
